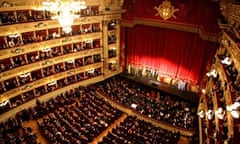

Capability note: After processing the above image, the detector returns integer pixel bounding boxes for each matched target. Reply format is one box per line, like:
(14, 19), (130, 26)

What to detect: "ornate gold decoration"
(67, 70), (76, 75)
(42, 60), (53, 66)
(1, 1), (13, 7)
(154, 0), (179, 20)
(21, 84), (32, 91)
(11, 48), (24, 54)
(104, 0), (112, 8)
(34, 22), (46, 28)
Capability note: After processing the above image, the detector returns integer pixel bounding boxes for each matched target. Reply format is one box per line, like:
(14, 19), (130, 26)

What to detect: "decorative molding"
(42, 60), (53, 66)
(1, 62), (103, 100)
(67, 70), (76, 75)
(34, 22), (46, 28)
(121, 18), (219, 42)
(21, 84), (33, 91)
(0, 1), (13, 7)
(11, 48), (24, 54)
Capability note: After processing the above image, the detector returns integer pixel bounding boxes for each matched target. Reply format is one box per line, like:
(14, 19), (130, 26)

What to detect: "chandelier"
(42, 0), (87, 33)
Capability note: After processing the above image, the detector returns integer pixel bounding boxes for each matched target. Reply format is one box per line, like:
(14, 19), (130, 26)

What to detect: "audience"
(95, 76), (198, 129)
(0, 111), (37, 144)
(0, 79), (198, 143)
(37, 87), (122, 143)
(100, 116), (180, 144)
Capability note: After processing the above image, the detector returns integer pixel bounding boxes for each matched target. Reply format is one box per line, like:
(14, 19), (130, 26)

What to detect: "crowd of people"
(37, 88), (122, 144)
(32, 86), (183, 144)
(0, 76), (199, 143)
(0, 111), (37, 144)
(24, 85), (182, 144)
(95, 76), (198, 129)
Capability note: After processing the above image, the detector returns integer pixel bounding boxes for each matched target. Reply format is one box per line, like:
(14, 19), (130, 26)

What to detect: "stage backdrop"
(125, 25), (217, 85)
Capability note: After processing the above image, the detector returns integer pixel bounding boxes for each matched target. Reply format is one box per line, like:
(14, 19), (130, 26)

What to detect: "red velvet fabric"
(125, 25), (217, 84)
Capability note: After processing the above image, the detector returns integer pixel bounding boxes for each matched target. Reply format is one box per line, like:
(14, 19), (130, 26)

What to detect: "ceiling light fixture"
(42, 0), (87, 33)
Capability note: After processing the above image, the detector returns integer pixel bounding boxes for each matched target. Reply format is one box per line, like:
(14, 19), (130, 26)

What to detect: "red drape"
(125, 25), (217, 84)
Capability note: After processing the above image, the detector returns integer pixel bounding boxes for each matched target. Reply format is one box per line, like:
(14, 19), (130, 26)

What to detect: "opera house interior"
(0, 0), (240, 144)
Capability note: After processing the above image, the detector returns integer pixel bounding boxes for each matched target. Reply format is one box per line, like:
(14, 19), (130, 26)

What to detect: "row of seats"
(100, 116), (180, 144)
(0, 113), (37, 144)
(33, 85), (183, 144)
(37, 88), (122, 143)
(1, 76), (195, 143)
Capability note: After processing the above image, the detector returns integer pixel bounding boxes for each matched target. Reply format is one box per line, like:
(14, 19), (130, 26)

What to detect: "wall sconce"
(67, 59), (74, 63)
(8, 33), (20, 38)
(198, 109), (205, 118)
(206, 109), (214, 120)
(227, 101), (240, 119)
(41, 48), (51, 52)
(201, 89), (206, 94)
(198, 102), (239, 119)
(206, 69), (218, 78)
(221, 56), (231, 65)
(215, 107), (225, 119)
(19, 72), (30, 78)
(47, 81), (57, 86)
(198, 108), (226, 120)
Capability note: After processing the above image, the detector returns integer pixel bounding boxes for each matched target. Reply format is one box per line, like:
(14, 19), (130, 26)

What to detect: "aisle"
(91, 114), (128, 144)
(22, 119), (48, 144)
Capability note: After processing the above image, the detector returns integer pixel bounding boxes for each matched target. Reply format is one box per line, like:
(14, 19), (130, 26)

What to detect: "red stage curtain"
(125, 25), (217, 84)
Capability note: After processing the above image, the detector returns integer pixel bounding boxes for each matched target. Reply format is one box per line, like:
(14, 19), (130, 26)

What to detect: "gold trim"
(0, 48), (103, 81)
(1, 62), (103, 100)
(121, 18), (219, 42)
